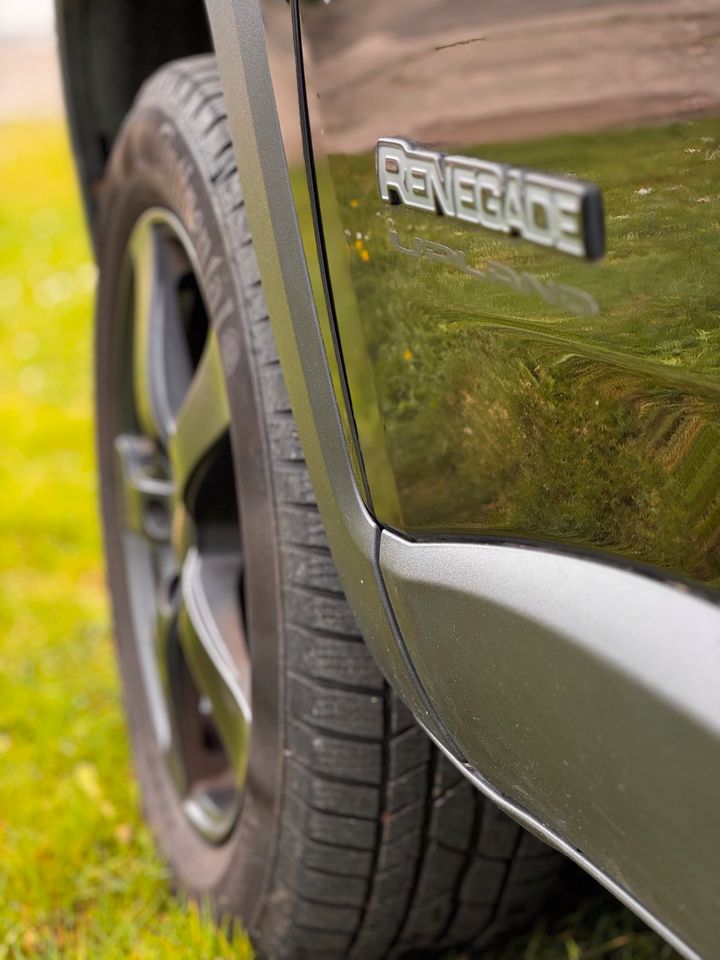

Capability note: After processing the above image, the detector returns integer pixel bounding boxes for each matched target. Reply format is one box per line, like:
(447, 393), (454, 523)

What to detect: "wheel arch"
(55, 0), (214, 236)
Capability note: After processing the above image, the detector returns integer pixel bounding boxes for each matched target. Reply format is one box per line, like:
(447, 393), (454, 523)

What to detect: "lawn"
(0, 121), (252, 959)
(0, 120), (678, 958)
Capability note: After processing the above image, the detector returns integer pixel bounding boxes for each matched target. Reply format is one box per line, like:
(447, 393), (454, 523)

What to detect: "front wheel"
(95, 54), (567, 960)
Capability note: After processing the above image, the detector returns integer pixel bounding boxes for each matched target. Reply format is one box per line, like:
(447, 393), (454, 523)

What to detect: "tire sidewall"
(95, 95), (284, 929)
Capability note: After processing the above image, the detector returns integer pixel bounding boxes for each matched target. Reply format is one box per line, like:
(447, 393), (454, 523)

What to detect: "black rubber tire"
(95, 54), (567, 960)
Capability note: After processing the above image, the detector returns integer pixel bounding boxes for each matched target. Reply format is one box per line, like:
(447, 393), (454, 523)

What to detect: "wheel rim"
(113, 208), (250, 844)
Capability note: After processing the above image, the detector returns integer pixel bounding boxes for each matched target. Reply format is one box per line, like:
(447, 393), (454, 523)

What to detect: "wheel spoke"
(130, 215), (193, 441)
(169, 332), (230, 499)
(177, 548), (250, 785)
(114, 435), (173, 542)
(122, 535), (175, 757)
(151, 554), (188, 795)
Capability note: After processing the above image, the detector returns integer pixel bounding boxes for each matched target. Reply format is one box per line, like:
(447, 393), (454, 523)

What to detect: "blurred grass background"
(0, 120), (253, 958)
(0, 24), (680, 960)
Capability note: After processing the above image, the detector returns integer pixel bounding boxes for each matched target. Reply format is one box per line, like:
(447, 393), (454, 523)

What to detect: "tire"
(95, 54), (566, 960)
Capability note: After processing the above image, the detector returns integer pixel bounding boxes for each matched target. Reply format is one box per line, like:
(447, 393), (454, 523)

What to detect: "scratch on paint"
(435, 37), (485, 52)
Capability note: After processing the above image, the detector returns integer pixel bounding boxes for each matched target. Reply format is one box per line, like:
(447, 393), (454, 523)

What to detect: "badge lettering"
(377, 138), (604, 260)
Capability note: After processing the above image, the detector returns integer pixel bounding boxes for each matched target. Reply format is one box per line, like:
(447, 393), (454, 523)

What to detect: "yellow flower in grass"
(353, 237), (371, 262)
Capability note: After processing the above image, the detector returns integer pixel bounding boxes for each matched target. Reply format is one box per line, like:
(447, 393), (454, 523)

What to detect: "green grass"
(0, 121), (252, 959)
(0, 120), (677, 958)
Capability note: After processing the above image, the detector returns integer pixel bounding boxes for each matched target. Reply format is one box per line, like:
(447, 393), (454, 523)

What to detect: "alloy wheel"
(113, 208), (250, 844)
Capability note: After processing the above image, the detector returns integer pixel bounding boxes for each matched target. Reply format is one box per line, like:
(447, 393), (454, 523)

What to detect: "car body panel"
(296, 0), (720, 588)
